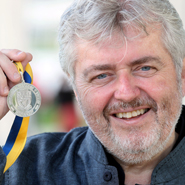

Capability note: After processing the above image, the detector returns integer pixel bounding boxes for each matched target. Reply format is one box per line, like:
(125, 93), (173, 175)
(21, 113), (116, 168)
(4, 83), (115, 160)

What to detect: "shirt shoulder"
(27, 126), (89, 143)
(21, 126), (89, 162)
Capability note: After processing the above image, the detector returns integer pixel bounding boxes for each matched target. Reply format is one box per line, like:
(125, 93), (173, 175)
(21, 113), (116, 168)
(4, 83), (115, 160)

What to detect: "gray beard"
(101, 118), (176, 164)
(77, 78), (183, 165)
(92, 97), (182, 165)
(82, 93), (182, 165)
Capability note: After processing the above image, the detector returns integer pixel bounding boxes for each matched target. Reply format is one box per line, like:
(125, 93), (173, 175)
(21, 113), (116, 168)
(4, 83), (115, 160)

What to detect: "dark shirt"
(0, 106), (185, 184)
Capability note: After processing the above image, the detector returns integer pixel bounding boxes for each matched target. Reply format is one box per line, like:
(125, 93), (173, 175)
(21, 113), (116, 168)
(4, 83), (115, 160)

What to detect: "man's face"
(74, 27), (184, 164)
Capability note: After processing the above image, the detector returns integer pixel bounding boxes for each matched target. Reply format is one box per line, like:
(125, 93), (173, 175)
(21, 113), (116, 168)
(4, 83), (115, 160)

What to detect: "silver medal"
(7, 72), (41, 117)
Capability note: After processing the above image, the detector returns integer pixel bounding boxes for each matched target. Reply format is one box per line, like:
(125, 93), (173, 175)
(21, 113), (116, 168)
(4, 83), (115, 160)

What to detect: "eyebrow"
(129, 56), (162, 66)
(83, 64), (116, 77)
(83, 56), (162, 77)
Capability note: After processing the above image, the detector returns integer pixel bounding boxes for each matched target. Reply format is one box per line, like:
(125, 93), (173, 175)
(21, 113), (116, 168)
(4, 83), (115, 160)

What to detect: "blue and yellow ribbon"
(3, 63), (33, 173)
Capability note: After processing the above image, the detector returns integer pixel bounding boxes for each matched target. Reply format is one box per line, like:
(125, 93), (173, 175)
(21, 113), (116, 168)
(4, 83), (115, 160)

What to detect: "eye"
(97, 74), (107, 79)
(90, 72), (114, 85)
(133, 65), (157, 77)
(141, 66), (151, 71)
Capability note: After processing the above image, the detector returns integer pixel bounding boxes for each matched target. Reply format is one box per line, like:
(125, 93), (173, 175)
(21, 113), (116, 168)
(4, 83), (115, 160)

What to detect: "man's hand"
(0, 49), (33, 119)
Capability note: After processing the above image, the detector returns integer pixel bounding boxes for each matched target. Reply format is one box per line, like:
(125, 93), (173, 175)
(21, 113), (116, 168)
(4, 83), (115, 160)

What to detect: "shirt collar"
(85, 128), (109, 165)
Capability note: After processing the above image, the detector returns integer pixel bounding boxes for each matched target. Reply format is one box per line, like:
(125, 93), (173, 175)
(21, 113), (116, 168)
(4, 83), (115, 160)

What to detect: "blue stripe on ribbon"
(3, 70), (32, 156)
(3, 116), (23, 155)
(23, 71), (32, 83)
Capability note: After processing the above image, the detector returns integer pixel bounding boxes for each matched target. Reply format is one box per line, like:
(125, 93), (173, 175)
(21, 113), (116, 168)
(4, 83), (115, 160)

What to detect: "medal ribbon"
(3, 63), (33, 173)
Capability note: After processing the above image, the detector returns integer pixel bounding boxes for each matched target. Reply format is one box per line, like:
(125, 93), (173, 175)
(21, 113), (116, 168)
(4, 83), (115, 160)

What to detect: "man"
(0, 0), (185, 184)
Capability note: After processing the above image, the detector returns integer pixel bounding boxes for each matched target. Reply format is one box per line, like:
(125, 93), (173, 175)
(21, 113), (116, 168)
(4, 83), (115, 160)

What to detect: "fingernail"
(4, 86), (9, 94)
(17, 51), (23, 55)
(14, 72), (20, 79)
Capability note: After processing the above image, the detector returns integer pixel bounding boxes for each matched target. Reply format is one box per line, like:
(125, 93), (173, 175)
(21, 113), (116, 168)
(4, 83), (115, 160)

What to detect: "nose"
(114, 73), (140, 102)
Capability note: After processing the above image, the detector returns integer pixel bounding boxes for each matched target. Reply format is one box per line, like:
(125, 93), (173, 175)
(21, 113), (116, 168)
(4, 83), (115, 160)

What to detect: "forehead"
(75, 26), (172, 72)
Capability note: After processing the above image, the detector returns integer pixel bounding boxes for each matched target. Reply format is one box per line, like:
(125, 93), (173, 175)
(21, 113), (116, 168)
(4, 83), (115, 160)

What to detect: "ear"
(181, 58), (185, 97)
(66, 72), (78, 101)
(74, 90), (79, 102)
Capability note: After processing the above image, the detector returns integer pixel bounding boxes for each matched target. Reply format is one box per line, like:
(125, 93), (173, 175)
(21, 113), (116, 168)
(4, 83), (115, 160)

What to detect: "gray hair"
(58, 0), (185, 82)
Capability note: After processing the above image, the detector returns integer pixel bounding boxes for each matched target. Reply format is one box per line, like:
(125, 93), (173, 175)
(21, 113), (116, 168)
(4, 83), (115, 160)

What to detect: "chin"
(100, 119), (176, 165)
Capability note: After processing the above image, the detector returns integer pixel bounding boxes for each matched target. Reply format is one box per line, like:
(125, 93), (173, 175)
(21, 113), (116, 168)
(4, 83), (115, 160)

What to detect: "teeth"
(117, 113), (122, 118)
(115, 109), (147, 119)
(127, 112), (132, 118)
(140, 109), (144, 114)
(131, 111), (137, 117)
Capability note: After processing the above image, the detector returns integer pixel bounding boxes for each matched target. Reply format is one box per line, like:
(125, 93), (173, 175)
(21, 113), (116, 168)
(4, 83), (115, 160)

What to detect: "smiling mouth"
(114, 108), (150, 119)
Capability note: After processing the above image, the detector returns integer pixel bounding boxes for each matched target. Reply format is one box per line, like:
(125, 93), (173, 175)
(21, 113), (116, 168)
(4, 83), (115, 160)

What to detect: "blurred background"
(0, 0), (184, 145)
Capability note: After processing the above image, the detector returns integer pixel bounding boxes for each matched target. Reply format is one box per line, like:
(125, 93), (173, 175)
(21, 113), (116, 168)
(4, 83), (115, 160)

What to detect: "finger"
(0, 52), (21, 83)
(0, 96), (9, 118)
(0, 67), (9, 96)
(0, 49), (26, 61)
(0, 49), (33, 70)
(20, 52), (33, 71)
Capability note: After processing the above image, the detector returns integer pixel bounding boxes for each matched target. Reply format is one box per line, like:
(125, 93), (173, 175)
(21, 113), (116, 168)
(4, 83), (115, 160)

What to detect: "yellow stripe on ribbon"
(3, 62), (33, 173)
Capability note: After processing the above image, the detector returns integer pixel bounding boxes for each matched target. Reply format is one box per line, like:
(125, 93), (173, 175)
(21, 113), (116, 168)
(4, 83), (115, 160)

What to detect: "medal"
(3, 61), (41, 173)
(7, 62), (41, 117)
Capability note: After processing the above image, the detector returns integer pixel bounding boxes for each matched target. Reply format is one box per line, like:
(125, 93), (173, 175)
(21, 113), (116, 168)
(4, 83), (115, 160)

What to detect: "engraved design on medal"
(17, 89), (32, 110)
(7, 83), (41, 117)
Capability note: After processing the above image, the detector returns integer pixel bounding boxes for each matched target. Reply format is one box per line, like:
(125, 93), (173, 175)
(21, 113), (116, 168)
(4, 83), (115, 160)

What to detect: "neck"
(115, 132), (178, 185)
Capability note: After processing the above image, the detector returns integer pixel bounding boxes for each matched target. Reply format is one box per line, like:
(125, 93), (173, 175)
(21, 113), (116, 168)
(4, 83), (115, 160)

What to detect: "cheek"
(140, 76), (182, 117)
(77, 84), (114, 112)
(138, 77), (172, 100)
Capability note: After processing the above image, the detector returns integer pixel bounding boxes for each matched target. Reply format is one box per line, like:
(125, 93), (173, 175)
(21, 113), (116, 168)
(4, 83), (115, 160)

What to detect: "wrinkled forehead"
(74, 24), (162, 62)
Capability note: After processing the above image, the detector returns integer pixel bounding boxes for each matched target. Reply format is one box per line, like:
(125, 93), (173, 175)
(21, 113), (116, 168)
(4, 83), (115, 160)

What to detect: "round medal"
(7, 83), (41, 117)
